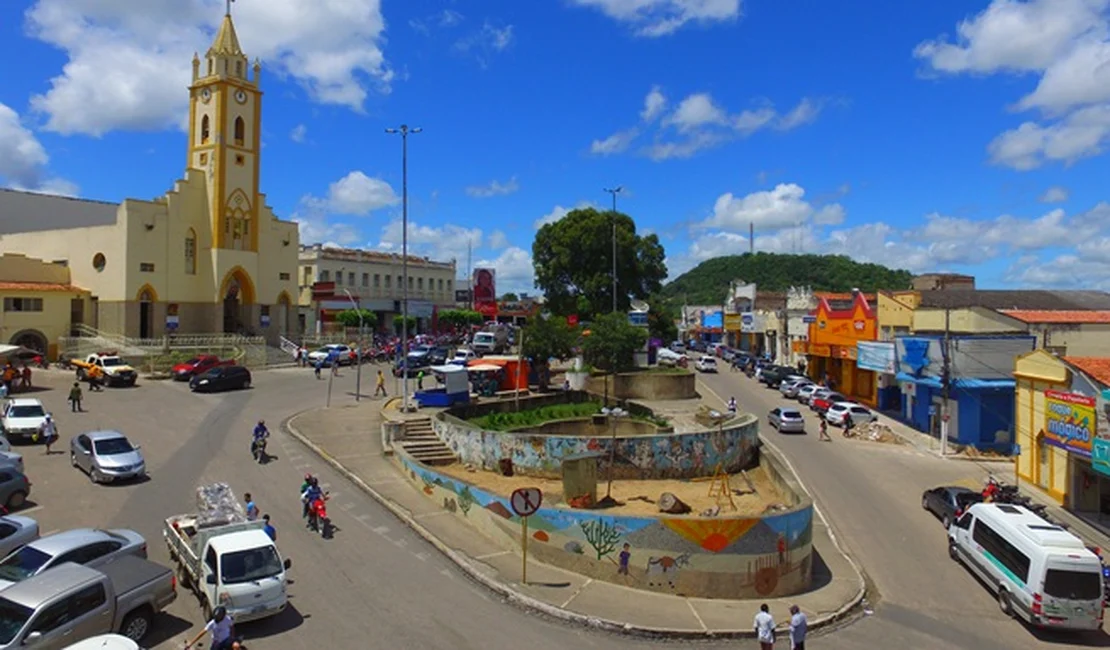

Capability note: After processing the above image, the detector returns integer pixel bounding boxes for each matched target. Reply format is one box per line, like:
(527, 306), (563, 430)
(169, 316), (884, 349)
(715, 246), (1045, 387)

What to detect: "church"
(0, 10), (299, 341)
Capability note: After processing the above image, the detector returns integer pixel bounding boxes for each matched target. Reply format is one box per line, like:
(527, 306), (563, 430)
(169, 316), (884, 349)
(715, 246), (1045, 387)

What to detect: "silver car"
(796, 384), (820, 404)
(0, 528), (147, 589)
(768, 407), (807, 433)
(70, 431), (146, 484)
(779, 377), (812, 398)
(0, 516), (38, 559)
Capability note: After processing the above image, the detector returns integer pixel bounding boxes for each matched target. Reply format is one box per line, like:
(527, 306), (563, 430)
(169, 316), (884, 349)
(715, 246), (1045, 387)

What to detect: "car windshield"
(201, 368), (224, 378)
(220, 546), (284, 584)
(7, 406), (44, 419)
(954, 492), (982, 508)
(782, 410), (802, 419)
(94, 438), (134, 455)
(0, 546), (52, 582)
(1044, 569), (1102, 600)
(101, 358), (123, 367)
(0, 598), (32, 645)
(184, 358), (201, 365)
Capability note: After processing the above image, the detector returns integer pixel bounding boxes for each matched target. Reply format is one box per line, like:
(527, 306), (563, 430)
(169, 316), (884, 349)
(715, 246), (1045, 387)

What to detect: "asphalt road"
(16, 364), (1107, 649)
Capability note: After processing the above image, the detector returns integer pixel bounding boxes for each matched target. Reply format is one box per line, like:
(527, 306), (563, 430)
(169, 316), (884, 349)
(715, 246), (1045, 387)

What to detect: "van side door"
(204, 545), (220, 602)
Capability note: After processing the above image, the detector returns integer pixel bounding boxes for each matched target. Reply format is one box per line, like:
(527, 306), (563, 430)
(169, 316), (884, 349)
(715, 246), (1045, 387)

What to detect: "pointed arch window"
(234, 117), (245, 146)
(201, 115), (210, 144)
(184, 228), (197, 275)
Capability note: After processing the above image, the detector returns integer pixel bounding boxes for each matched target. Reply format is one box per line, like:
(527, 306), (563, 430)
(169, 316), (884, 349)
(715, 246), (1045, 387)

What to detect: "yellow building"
(0, 11), (298, 341)
(1014, 350), (1110, 517)
(876, 291), (918, 341)
(0, 254), (92, 358)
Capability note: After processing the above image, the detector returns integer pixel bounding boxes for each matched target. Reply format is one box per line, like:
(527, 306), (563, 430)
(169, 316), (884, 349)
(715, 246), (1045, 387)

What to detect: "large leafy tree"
(336, 309), (378, 329)
(521, 315), (579, 391)
(438, 309), (483, 330)
(393, 314), (417, 334)
(581, 312), (648, 373)
(533, 207), (667, 317)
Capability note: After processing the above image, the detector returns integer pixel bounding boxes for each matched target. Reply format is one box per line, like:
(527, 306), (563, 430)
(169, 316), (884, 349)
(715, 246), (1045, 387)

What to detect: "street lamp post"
(603, 186), (623, 313)
(342, 288), (364, 402)
(386, 124), (422, 413)
(599, 406), (627, 506)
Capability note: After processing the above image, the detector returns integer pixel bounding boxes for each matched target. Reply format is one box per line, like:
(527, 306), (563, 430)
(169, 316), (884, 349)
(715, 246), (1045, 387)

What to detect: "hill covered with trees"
(662, 253), (914, 305)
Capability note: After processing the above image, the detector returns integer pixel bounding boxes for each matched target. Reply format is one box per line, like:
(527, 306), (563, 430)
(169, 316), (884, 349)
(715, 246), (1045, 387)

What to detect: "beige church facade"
(0, 12), (298, 341)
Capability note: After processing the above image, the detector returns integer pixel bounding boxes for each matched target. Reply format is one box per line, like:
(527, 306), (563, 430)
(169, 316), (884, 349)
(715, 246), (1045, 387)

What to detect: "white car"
(695, 356), (718, 373)
(449, 349), (478, 366)
(307, 344), (353, 366)
(656, 347), (683, 367)
(0, 515), (38, 558)
(825, 402), (877, 427)
(0, 399), (48, 443)
(779, 378), (812, 398)
(63, 634), (140, 650)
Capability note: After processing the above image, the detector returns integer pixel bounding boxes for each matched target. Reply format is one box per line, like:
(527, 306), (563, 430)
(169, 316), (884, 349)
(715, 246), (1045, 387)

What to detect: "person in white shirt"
(38, 415), (58, 455)
(753, 602), (775, 650)
(789, 604), (808, 650)
(185, 606), (240, 650)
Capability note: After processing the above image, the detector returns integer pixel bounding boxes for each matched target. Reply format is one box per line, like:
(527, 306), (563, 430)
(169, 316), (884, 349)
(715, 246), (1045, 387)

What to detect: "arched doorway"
(219, 268), (256, 334)
(137, 286), (156, 339)
(9, 330), (47, 355)
(276, 292), (293, 335)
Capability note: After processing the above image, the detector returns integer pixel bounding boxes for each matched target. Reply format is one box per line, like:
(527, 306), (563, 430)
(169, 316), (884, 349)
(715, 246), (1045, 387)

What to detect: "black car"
(922, 486), (983, 528)
(189, 365), (252, 392)
(427, 347), (452, 366)
(760, 365), (794, 386)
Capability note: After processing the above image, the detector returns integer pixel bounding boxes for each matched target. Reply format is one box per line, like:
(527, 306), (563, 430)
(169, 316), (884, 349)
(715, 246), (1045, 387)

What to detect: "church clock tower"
(187, 7), (262, 252)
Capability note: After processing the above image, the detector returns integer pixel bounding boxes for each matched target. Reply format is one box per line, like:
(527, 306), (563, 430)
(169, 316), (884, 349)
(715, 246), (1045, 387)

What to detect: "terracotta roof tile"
(1000, 310), (1110, 324)
(1064, 357), (1110, 387)
(0, 281), (84, 292)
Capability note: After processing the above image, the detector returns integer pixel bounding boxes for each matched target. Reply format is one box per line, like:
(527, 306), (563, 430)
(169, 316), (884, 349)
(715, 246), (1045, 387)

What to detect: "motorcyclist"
(982, 476), (1000, 502)
(300, 473), (314, 518)
(251, 420), (269, 459)
(727, 397), (737, 414)
(302, 477), (324, 527)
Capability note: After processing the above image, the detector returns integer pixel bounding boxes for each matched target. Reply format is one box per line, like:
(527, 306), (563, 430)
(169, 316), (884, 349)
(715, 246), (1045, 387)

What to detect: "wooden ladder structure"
(706, 463), (737, 511)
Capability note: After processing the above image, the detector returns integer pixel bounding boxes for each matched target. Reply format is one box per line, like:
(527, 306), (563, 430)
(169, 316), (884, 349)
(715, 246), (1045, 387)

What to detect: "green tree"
(335, 309), (378, 329)
(582, 312), (647, 373)
(500, 292), (519, 302)
(439, 309), (483, 330)
(646, 297), (678, 343)
(533, 207), (667, 317)
(522, 315), (579, 391)
(393, 314), (417, 334)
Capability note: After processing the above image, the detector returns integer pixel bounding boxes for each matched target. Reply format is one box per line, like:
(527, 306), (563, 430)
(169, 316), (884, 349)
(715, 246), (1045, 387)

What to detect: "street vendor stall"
(415, 364), (471, 407)
(467, 363), (503, 397)
(468, 356), (531, 392)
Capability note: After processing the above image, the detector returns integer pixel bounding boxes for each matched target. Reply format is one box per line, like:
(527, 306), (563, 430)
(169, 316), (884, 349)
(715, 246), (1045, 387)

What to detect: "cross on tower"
(226, 0), (235, 16)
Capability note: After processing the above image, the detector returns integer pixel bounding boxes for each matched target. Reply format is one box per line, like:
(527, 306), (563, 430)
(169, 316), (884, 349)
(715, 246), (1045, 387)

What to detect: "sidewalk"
(283, 400), (867, 638)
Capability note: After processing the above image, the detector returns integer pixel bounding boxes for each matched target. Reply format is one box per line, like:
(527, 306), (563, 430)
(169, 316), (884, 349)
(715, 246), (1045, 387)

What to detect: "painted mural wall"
(433, 412), (761, 480)
(398, 454), (814, 599)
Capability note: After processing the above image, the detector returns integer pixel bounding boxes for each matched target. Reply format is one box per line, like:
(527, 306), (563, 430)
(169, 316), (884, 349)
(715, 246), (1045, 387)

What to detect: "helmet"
(304, 472), (312, 481)
(258, 419), (265, 426)
(212, 606), (227, 621)
(310, 477), (319, 487)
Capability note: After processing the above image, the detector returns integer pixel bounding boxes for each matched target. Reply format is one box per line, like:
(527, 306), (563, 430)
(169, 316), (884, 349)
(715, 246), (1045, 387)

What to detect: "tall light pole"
(386, 124), (422, 412)
(342, 288), (364, 402)
(603, 186), (622, 313)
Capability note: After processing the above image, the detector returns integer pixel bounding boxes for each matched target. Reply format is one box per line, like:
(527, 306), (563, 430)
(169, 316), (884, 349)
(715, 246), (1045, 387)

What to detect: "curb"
(282, 408), (867, 639)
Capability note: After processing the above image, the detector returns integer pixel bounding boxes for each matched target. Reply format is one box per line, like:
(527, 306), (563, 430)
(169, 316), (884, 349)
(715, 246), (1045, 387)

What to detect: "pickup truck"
(71, 353), (137, 388)
(171, 355), (235, 381)
(0, 556), (177, 648)
(164, 484), (291, 622)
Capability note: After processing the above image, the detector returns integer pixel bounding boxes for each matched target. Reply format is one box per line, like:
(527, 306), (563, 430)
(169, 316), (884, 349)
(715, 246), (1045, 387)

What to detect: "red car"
(810, 390), (849, 414)
(172, 355), (235, 381)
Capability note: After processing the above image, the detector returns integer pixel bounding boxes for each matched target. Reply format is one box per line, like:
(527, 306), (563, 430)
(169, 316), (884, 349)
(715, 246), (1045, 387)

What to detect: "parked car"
(70, 431), (146, 484)
(922, 486), (983, 529)
(669, 341), (686, 354)
(0, 399), (48, 443)
(825, 402), (877, 426)
(0, 516), (38, 559)
(189, 365), (252, 392)
(779, 377), (812, 398)
(0, 556), (176, 647)
(427, 346), (452, 366)
(0, 470), (30, 511)
(171, 355), (235, 381)
(63, 634), (142, 650)
(394, 352), (432, 378)
(449, 349), (478, 366)
(0, 528), (147, 590)
(768, 407), (806, 433)
(307, 344), (354, 366)
(695, 356), (718, 373)
(796, 384), (821, 404)
(810, 389), (848, 414)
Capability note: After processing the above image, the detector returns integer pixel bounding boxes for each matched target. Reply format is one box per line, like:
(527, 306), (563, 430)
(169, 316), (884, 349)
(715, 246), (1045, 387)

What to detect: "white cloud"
(776, 98), (823, 130)
(1039, 185), (1070, 202)
(0, 102), (76, 195)
(454, 21), (514, 65)
(590, 128), (639, 156)
(570, 0), (741, 37)
(915, 0), (1110, 169)
(26, 0), (392, 137)
(488, 229), (510, 249)
(475, 246), (535, 295)
(377, 219), (479, 264)
(326, 171), (399, 215)
(290, 124), (307, 143)
(465, 177), (519, 198)
(290, 170), (398, 245)
(665, 93), (728, 132)
(533, 201), (597, 229)
(699, 183), (846, 231)
(641, 85), (667, 121)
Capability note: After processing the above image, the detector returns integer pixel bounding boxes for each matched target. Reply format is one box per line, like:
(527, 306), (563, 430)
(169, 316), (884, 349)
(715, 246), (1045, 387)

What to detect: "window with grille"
(279, 272), (291, 281)
(3, 298), (43, 312)
(185, 230), (197, 275)
(140, 262), (155, 272)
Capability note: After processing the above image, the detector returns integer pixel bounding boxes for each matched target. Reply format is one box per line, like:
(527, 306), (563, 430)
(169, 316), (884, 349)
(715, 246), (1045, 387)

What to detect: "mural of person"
(777, 533), (787, 567)
(618, 543), (631, 575)
(474, 269), (495, 303)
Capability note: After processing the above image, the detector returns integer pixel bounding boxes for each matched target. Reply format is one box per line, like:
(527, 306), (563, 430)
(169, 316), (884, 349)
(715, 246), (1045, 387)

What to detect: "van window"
(28, 598), (69, 634)
(70, 584), (107, 617)
(1044, 569), (1102, 600)
(972, 520), (1031, 584)
(955, 513), (973, 529)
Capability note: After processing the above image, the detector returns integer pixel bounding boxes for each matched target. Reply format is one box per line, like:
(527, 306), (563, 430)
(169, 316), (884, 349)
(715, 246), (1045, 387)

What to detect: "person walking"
(819, 418), (832, 442)
(788, 604), (808, 650)
(753, 603), (775, 650)
(844, 413), (855, 437)
(184, 606), (240, 650)
(375, 370), (387, 397)
(244, 493), (259, 521)
(417, 369), (425, 391)
(314, 358), (323, 379)
(20, 365), (31, 390)
(87, 364), (104, 391)
(69, 382), (83, 412)
(39, 415), (59, 454)
(262, 514), (276, 541)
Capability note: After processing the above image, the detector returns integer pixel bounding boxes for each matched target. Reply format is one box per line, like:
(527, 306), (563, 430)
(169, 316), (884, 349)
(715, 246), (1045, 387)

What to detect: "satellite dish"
(630, 299), (650, 312)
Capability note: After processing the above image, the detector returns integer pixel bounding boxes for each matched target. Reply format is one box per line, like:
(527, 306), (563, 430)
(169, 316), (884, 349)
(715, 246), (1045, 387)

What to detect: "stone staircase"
(399, 418), (458, 466)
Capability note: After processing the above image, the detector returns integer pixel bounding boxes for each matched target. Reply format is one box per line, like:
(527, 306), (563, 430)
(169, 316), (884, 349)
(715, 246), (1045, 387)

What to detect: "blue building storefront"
(894, 335), (1036, 452)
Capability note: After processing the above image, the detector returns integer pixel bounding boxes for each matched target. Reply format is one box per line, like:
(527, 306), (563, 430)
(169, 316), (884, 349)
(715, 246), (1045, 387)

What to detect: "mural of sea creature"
(533, 530), (549, 542)
(564, 540), (585, 554)
(421, 474), (435, 495)
(645, 553), (690, 588)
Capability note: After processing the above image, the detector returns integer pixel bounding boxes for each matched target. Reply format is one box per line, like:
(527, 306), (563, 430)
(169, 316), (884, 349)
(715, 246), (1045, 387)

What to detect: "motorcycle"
(982, 477), (1048, 517)
(251, 437), (268, 464)
(307, 493), (331, 538)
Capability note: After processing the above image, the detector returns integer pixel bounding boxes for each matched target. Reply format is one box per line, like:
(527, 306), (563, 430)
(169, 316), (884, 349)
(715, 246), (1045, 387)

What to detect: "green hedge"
(470, 401), (668, 431)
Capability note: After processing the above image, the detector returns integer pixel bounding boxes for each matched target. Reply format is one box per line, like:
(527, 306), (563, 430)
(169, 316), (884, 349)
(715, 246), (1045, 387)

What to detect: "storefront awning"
(896, 372), (1015, 390)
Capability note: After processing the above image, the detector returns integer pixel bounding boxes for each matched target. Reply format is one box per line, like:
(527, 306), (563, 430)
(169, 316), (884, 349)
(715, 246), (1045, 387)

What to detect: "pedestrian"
(844, 413), (854, 437)
(244, 493), (259, 521)
(20, 365), (30, 390)
(417, 369), (425, 391)
(753, 603), (775, 650)
(294, 347), (302, 366)
(39, 415), (58, 454)
(314, 359), (323, 379)
(375, 370), (387, 397)
(299, 345), (308, 367)
(69, 382), (83, 412)
(184, 605), (240, 650)
(87, 364), (104, 391)
(262, 514), (276, 541)
(819, 418), (831, 442)
(727, 396), (737, 415)
(0, 381), (7, 400)
(788, 604), (808, 650)
(777, 533), (787, 566)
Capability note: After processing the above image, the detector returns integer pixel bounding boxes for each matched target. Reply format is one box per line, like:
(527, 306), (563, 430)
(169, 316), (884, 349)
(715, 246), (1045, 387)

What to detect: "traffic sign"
(802, 315), (817, 323)
(510, 487), (543, 517)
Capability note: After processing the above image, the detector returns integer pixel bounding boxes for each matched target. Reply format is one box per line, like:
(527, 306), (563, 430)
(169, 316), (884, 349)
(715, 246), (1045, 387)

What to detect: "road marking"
(412, 551), (430, 562)
(414, 511), (449, 520)
(475, 550), (510, 560)
(295, 463), (312, 470)
(685, 599), (708, 631)
(391, 538), (408, 548)
(17, 505), (42, 515)
(339, 502), (355, 511)
(371, 525), (390, 536)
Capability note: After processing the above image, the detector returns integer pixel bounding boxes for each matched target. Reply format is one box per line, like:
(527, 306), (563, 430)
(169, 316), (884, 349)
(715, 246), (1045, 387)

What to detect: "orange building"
(803, 292), (878, 405)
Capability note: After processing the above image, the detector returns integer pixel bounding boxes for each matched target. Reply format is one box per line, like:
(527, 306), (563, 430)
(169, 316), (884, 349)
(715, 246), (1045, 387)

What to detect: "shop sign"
(857, 341), (896, 374)
(724, 314), (742, 330)
(1044, 389), (1097, 458)
(1093, 439), (1110, 478)
(808, 343), (831, 357)
(792, 340), (808, 353)
(803, 315), (817, 324)
(741, 313), (756, 333)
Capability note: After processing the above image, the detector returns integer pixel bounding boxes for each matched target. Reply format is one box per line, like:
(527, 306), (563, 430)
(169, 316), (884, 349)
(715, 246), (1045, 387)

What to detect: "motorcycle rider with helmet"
(302, 477), (326, 529)
(251, 419), (269, 462)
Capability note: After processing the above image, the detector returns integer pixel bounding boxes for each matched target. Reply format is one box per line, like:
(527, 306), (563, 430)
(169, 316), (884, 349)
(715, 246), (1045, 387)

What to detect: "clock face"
(200, 88), (212, 103)
(235, 90), (248, 104)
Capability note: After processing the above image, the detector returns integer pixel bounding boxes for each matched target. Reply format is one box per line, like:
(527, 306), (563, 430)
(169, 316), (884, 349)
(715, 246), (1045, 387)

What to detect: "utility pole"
(941, 307), (951, 456)
(386, 124), (422, 413)
(466, 239), (473, 311)
(604, 186), (623, 313)
(343, 289), (363, 402)
(749, 222), (754, 254)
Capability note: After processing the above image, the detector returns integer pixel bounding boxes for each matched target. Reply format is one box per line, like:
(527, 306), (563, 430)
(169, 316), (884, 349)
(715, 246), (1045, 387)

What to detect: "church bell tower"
(187, 5), (263, 252)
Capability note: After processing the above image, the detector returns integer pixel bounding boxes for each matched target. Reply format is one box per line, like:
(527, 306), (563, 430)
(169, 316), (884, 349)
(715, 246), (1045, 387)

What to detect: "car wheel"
(89, 468), (101, 484)
(242, 379), (251, 389)
(998, 590), (1013, 617)
(942, 515), (951, 529)
(120, 609), (152, 641)
(948, 541), (960, 562)
(6, 491), (26, 510)
(70, 452), (78, 468)
(921, 495), (929, 510)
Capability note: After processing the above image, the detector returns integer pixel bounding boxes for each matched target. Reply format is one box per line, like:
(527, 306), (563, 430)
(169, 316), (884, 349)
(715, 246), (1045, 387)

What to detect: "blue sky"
(2, 0), (1110, 294)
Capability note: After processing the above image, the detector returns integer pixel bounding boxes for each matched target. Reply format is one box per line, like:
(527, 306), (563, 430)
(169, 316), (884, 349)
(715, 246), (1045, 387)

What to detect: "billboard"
(473, 268), (497, 317)
(1044, 389), (1097, 458)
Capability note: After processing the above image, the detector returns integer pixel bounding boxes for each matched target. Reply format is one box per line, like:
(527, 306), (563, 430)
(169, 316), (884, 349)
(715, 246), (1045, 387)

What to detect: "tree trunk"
(658, 492), (691, 514)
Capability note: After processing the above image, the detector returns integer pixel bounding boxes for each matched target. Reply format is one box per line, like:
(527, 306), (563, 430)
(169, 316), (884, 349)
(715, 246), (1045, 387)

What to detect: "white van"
(948, 503), (1104, 630)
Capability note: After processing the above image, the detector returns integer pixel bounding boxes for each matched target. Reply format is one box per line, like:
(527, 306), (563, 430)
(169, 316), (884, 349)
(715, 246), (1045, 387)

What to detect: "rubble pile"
(844, 421), (904, 444)
(195, 482), (247, 527)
